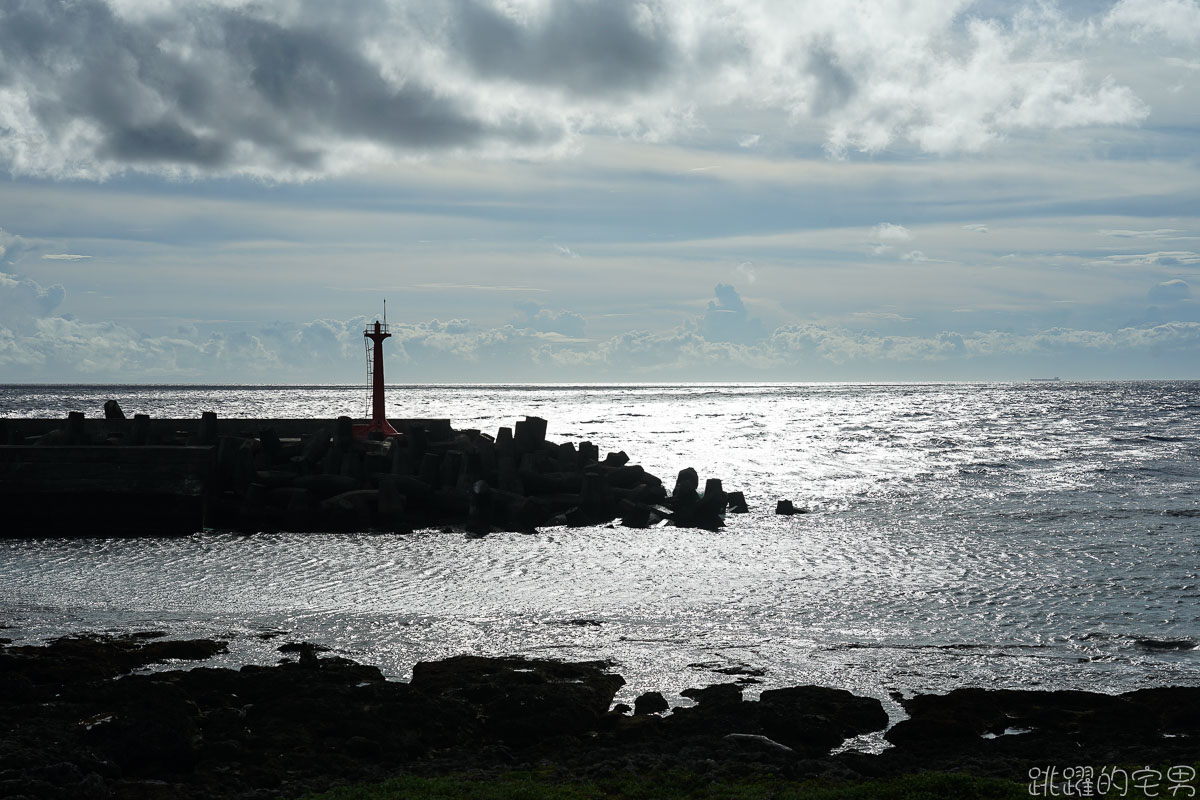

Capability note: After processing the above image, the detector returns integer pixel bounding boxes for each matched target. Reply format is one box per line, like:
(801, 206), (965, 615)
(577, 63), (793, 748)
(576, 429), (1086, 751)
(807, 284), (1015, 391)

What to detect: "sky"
(1, 0), (1198, 383)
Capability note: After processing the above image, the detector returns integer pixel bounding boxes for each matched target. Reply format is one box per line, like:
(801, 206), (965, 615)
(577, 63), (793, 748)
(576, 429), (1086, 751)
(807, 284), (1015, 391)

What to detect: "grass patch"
(297, 770), (1029, 800)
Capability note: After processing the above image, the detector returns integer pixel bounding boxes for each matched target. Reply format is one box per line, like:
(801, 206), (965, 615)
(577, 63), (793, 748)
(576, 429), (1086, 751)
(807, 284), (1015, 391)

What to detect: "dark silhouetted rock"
(603, 450), (630, 467)
(64, 411), (88, 445)
(293, 474), (357, 499)
(617, 499), (651, 528)
(673, 467), (699, 497)
(758, 685), (888, 754)
(726, 491), (749, 513)
(723, 732), (795, 754)
(197, 411), (219, 446)
(409, 655), (624, 746)
(578, 441), (599, 467)
(681, 682), (743, 707)
(1, 634), (227, 685)
(634, 691), (669, 715)
(514, 416), (548, 457)
(467, 480), (493, 536)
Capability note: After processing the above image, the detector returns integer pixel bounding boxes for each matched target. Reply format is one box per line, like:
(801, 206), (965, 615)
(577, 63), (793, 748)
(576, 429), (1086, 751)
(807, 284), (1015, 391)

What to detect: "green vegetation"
(298, 770), (1029, 800)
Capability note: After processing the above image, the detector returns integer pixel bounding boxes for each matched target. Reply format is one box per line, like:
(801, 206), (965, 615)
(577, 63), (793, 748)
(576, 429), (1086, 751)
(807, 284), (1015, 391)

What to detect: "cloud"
(0, 0), (559, 180)
(820, 11), (1147, 157)
(735, 261), (757, 284)
(1165, 56), (1200, 69)
(848, 311), (914, 323)
(1099, 229), (1185, 239)
(513, 300), (587, 338)
(873, 223), (913, 241)
(449, 0), (676, 97)
(0, 227), (36, 263)
(0, 0), (1159, 179)
(0, 272), (66, 330)
(1148, 278), (1192, 303)
(408, 283), (549, 293)
(869, 223), (912, 255)
(1101, 251), (1200, 267)
(553, 244), (581, 259)
(700, 283), (765, 344)
(3, 298), (1199, 380)
(1107, 0), (1200, 43)
(962, 224), (990, 234)
(41, 254), (92, 261)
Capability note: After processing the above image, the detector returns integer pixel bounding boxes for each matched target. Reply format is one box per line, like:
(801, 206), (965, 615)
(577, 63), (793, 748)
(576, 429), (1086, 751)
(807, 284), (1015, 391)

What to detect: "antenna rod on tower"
(383, 298), (387, 326)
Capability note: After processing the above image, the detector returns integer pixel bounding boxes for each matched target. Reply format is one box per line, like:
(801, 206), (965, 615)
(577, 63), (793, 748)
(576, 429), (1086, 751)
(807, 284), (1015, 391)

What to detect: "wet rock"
(30, 760), (81, 785)
(86, 679), (200, 775)
(1134, 637), (1196, 650)
(723, 732), (795, 754)
(1, 634), (227, 685)
(0, 671), (36, 704)
(688, 478), (726, 530)
(775, 499), (807, 515)
(8, 631), (1196, 798)
(883, 687), (1185, 752)
(713, 664), (766, 677)
(138, 639), (228, 664)
(578, 441), (599, 468)
(64, 411), (89, 445)
(563, 506), (592, 527)
(319, 489), (377, 529)
(758, 685), (888, 754)
(669, 468), (700, 523)
(617, 499), (651, 528)
(514, 416), (548, 457)
(197, 411), (219, 447)
(580, 471), (614, 520)
(466, 479), (494, 536)
(681, 683), (743, 707)
(299, 427), (331, 466)
(129, 413), (151, 445)
(603, 450), (630, 467)
(672, 467), (699, 497)
(661, 682), (889, 759)
(726, 491), (749, 513)
(410, 655), (625, 746)
(103, 399), (126, 421)
(634, 691), (670, 715)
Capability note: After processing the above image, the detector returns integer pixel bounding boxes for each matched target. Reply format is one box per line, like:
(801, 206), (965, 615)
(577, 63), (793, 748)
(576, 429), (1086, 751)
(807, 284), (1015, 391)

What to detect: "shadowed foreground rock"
(2, 634), (1197, 799)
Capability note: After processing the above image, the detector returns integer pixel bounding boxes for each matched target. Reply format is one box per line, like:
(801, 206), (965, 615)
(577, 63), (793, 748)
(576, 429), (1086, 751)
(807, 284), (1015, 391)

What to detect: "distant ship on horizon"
(1029, 377), (1062, 382)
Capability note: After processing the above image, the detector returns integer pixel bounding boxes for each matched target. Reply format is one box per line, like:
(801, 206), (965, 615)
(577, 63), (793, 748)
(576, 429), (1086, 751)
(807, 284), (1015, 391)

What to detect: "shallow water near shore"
(2, 382), (1198, 719)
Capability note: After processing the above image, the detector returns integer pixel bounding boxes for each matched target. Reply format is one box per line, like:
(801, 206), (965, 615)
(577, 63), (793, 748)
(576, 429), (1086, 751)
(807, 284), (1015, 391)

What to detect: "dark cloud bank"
(0, 0), (1156, 177)
(0, 0), (676, 177)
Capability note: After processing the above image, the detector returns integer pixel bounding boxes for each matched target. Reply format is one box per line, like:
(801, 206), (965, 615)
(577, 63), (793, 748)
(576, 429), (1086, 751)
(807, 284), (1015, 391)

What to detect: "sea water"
(2, 382), (1198, 718)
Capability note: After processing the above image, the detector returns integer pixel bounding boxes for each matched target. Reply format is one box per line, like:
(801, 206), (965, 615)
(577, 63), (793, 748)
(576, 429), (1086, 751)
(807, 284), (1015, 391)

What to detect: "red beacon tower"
(354, 302), (399, 439)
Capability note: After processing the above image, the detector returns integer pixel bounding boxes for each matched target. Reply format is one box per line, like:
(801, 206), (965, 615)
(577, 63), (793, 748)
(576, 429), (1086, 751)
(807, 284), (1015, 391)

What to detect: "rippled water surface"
(2, 382), (1198, 715)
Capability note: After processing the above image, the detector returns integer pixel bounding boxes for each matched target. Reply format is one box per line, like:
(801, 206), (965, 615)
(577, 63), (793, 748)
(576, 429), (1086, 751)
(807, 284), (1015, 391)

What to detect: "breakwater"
(0, 402), (743, 536)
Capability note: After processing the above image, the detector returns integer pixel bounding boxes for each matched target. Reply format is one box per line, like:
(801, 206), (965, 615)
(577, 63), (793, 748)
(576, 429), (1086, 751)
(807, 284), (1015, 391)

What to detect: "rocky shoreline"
(2, 633), (1196, 799)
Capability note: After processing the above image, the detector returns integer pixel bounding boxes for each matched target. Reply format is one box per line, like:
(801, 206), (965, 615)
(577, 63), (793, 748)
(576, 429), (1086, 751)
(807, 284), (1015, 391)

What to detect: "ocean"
(2, 382), (1198, 729)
